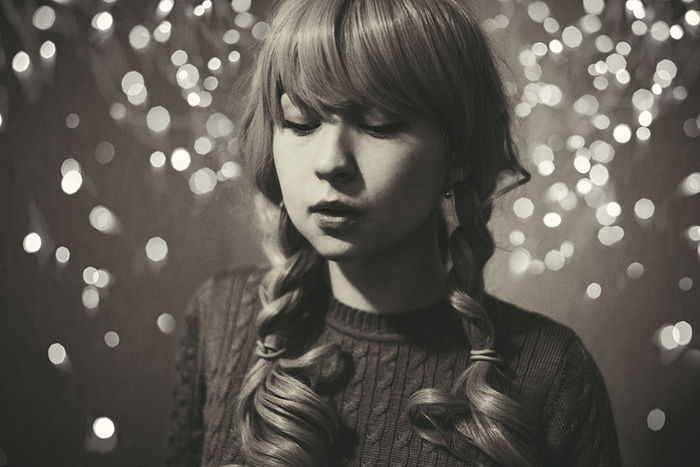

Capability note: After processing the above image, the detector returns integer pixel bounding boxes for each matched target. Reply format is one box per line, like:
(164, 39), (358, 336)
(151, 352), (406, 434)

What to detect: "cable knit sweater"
(163, 265), (620, 466)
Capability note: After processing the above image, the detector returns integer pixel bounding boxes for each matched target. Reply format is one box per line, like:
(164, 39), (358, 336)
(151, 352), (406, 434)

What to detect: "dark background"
(1, 0), (699, 465)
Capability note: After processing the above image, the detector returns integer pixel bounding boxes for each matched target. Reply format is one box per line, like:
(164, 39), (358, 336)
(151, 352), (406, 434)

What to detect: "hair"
(236, 0), (536, 465)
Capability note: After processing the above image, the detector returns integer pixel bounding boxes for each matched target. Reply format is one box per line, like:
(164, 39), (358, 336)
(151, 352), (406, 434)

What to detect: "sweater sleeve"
(541, 336), (620, 467)
(163, 280), (209, 467)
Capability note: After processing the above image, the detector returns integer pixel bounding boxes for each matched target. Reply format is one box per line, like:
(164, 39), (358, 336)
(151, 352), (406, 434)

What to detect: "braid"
(236, 209), (343, 466)
(406, 188), (538, 466)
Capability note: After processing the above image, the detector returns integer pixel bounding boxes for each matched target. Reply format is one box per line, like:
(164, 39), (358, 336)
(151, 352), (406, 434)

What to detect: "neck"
(326, 213), (447, 313)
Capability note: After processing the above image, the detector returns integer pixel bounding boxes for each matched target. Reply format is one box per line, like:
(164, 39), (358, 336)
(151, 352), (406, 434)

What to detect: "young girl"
(164, 0), (620, 465)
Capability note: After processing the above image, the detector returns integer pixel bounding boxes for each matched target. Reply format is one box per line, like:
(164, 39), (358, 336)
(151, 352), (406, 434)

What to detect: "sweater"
(163, 265), (620, 466)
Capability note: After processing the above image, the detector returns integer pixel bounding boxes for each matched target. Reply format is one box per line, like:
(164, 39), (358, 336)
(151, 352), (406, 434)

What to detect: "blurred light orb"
(154, 21), (172, 42)
(39, 41), (56, 61)
(48, 343), (67, 365)
(638, 110), (653, 127)
(56, 246), (70, 264)
(636, 127), (651, 141)
(157, 313), (177, 334)
(593, 76), (608, 90)
(207, 113), (234, 138)
(252, 21), (270, 40)
(146, 106), (170, 132)
(207, 57), (222, 72)
(591, 140), (614, 162)
(686, 225), (700, 242)
(198, 91), (213, 108)
(509, 230), (525, 246)
(170, 148), (191, 171)
(509, 248), (531, 274)
(219, 161), (242, 181)
(616, 41), (632, 55)
(673, 86), (688, 100)
(66, 113), (80, 129)
(680, 172), (700, 196)
(157, 0), (174, 15)
(679, 277), (693, 292)
(234, 12), (255, 28)
(193, 4), (206, 16)
(232, 0), (252, 12)
(33, 6), (56, 30)
(634, 198), (655, 219)
(574, 94), (599, 115)
(615, 70), (630, 85)
(12, 52), (31, 73)
(528, 259), (546, 275)
(89, 206), (117, 233)
(23, 233), (42, 253)
(223, 29), (241, 45)
(650, 21), (670, 41)
(171, 49), (188, 66)
(186, 92), (201, 107)
(606, 54), (626, 74)
(537, 160), (555, 176)
(613, 124), (632, 143)
(575, 177), (593, 194)
(146, 237), (168, 262)
(82, 286), (100, 309)
(632, 89), (654, 111)
(92, 12), (113, 32)
(194, 137), (213, 155)
(515, 103), (531, 118)
(527, 1), (549, 22)
(567, 135), (585, 149)
(95, 269), (112, 288)
(83, 266), (99, 285)
(595, 205), (616, 226)
(595, 35), (614, 53)
(61, 170), (83, 194)
(560, 240), (575, 258)
(204, 76), (219, 91)
(110, 103), (126, 120)
(581, 14), (601, 33)
(541, 17), (559, 33)
(228, 50), (241, 63)
(674, 321), (693, 345)
(589, 164), (609, 186)
(543, 212), (562, 228)
(606, 201), (622, 217)
(592, 114), (610, 129)
(176, 64), (199, 89)
(670, 24), (684, 39)
(531, 42), (548, 57)
(631, 20), (648, 35)
(95, 141), (115, 164)
(104, 331), (120, 348)
(189, 168), (218, 195)
(586, 283), (602, 299)
(547, 182), (568, 202)
(93, 417), (115, 439)
(548, 39), (563, 54)
(598, 226), (624, 245)
(513, 197), (535, 219)
(562, 26), (583, 48)
(626, 262), (644, 279)
(584, 0), (605, 15)
(647, 409), (665, 431)
(544, 250), (565, 271)
(559, 192), (578, 211)
(685, 10), (700, 26)
(150, 151), (166, 168)
(129, 25), (151, 50)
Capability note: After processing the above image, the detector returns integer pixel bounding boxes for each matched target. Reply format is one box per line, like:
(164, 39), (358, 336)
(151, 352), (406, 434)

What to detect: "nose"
(313, 124), (357, 184)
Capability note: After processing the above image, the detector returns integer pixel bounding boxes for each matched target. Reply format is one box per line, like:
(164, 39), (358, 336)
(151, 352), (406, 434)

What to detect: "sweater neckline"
(325, 295), (460, 342)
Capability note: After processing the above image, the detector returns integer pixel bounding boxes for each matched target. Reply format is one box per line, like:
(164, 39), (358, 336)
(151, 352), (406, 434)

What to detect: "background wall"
(1, 0), (698, 466)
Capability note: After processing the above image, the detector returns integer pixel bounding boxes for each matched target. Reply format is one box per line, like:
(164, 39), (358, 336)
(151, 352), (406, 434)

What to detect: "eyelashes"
(282, 120), (405, 138)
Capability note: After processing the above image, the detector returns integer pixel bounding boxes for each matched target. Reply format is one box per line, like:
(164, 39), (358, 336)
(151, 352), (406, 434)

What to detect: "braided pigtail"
(406, 184), (538, 466)
(236, 208), (343, 466)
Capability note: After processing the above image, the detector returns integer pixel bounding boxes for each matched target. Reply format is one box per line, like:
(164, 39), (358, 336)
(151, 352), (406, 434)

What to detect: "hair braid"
(406, 188), (538, 466)
(236, 210), (343, 466)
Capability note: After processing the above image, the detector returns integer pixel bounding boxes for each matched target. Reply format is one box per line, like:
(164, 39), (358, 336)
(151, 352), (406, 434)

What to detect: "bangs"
(263, 0), (467, 125)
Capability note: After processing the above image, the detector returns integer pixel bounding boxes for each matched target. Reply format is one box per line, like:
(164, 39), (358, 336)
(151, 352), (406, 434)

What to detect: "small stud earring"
(443, 190), (452, 199)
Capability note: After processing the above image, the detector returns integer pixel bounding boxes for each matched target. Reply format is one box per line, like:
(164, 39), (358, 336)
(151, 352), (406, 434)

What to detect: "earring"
(443, 190), (453, 199)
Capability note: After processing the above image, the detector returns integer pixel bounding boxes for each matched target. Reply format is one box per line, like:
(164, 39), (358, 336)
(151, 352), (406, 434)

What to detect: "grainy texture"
(163, 266), (620, 466)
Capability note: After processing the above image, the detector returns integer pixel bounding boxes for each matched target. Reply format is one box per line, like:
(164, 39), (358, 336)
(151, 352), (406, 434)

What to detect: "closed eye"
(359, 122), (406, 138)
(282, 120), (319, 136)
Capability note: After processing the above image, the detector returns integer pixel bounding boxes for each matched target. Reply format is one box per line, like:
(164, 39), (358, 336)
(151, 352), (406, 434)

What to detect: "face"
(272, 93), (449, 261)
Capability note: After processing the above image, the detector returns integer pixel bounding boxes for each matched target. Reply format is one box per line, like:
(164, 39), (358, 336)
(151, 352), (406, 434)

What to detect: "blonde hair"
(237, 0), (536, 465)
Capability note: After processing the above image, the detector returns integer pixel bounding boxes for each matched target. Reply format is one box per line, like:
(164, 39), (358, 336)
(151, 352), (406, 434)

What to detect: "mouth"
(309, 200), (361, 232)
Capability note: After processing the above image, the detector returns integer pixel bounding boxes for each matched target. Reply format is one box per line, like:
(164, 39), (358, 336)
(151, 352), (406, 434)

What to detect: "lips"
(309, 200), (361, 232)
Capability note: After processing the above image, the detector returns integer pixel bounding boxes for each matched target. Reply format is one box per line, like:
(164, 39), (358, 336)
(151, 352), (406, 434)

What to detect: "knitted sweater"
(163, 265), (620, 466)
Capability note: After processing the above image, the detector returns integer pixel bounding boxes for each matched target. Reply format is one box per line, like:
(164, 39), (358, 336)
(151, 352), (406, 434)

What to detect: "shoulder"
(482, 293), (586, 401)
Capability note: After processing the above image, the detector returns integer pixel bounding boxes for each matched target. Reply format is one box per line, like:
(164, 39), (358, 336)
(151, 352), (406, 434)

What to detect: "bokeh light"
(647, 409), (665, 431)
(146, 237), (168, 262)
(157, 313), (176, 334)
(23, 233), (42, 254)
(93, 417), (116, 439)
(48, 343), (67, 365)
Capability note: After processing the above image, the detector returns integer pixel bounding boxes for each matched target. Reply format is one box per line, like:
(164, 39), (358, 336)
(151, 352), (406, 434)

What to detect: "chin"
(308, 236), (371, 262)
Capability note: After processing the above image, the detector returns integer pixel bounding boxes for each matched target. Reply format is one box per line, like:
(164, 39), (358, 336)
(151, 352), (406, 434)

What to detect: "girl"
(165, 0), (620, 465)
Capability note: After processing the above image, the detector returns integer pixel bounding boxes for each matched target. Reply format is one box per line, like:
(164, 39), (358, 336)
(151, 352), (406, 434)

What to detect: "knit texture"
(163, 265), (620, 466)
